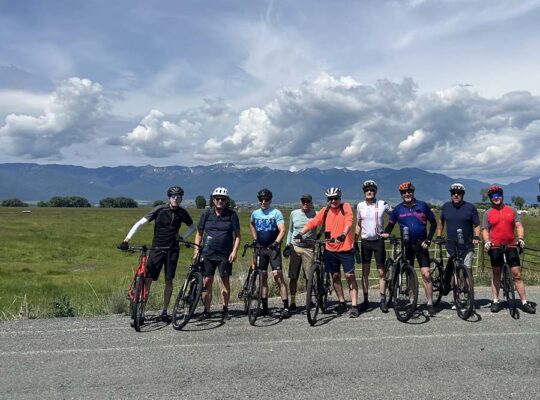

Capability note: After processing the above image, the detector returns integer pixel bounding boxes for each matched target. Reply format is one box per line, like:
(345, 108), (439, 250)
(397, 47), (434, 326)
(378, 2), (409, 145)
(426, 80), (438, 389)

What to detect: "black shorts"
(489, 247), (521, 268)
(256, 247), (283, 273)
(405, 243), (430, 269)
(146, 247), (179, 280)
(202, 257), (232, 278)
(360, 239), (386, 266)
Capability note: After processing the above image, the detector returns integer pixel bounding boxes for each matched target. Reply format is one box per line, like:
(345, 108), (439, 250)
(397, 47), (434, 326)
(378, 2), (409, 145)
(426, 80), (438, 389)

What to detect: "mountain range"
(0, 163), (538, 205)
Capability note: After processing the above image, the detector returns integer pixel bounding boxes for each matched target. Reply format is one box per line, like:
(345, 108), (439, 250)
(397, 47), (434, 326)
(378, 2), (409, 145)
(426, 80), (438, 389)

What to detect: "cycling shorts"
(288, 245), (314, 280)
(146, 247), (179, 280)
(360, 239), (386, 266)
(405, 243), (430, 269)
(256, 247), (283, 273)
(488, 247), (520, 268)
(324, 250), (355, 274)
(203, 257), (232, 278)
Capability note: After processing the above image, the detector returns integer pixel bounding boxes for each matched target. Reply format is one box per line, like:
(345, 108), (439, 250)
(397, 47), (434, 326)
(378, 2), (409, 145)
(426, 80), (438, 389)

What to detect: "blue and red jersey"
(387, 200), (436, 242)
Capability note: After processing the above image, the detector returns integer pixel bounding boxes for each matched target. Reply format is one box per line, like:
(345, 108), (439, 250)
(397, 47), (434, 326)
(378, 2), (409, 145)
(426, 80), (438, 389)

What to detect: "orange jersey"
(304, 202), (354, 252)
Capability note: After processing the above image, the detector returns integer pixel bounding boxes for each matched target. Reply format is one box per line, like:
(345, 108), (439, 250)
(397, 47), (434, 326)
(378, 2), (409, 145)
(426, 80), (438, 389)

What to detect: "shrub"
(1, 198), (28, 207)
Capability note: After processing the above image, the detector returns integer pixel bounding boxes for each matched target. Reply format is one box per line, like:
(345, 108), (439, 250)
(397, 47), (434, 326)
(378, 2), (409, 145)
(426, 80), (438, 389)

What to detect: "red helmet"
(399, 182), (415, 192)
(487, 185), (503, 197)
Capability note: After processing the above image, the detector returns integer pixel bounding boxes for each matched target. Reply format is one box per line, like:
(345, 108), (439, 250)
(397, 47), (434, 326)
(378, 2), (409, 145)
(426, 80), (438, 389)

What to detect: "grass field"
(1, 206), (539, 320)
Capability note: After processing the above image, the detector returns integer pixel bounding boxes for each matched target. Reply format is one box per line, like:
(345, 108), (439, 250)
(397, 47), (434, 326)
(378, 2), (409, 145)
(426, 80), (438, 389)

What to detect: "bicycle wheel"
(133, 276), (145, 332)
(247, 269), (262, 326)
(320, 269), (331, 313)
(502, 263), (519, 319)
(394, 262), (418, 322)
(430, 260), (443, 307)
(172, 270), (203, 330)
(242, 269), (253, 314)
(453, 265), (474, 320)
(306, 262), (321, 326)
(383, 258), (394, 308)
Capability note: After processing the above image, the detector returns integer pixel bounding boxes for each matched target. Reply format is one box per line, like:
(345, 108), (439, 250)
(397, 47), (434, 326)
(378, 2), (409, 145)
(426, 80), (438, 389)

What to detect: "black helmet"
(167, 186), (184, 197)
(257, 188), (273, 200)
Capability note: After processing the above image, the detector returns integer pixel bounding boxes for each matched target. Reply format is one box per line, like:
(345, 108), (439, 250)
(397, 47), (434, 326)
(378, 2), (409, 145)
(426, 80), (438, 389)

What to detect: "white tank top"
(356, 200), (391, 240)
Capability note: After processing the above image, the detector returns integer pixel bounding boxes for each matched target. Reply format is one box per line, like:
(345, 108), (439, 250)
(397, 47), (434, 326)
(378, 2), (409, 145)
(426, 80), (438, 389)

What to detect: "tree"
(99, 197), (138, 208)
(48, 196), (91, 208)
(480, 188), (489, 202)
(511, 196), (525, 210)
(1, 198), (28, 207)
(37, 201), (49, 207)
(152, 200), (166, 207)
(195, 195), (207, 209)
(229, 198), (236, 209)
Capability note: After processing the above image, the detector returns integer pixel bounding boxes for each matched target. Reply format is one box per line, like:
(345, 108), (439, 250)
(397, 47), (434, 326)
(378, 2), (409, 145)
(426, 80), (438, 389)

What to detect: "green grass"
(1, 207), (539, 319)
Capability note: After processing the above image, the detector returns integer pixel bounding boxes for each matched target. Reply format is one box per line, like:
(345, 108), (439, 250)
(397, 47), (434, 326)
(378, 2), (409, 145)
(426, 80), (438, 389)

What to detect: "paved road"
(1, 287), (539, 400)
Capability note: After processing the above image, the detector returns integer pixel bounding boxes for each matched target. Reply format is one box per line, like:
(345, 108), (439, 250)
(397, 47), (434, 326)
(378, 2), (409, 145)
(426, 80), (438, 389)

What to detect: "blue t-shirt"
(389, 200), (436, 242)
(251, 207), (285, 246)
(441, 201), (479, 255)
(198, 207), (240, 259)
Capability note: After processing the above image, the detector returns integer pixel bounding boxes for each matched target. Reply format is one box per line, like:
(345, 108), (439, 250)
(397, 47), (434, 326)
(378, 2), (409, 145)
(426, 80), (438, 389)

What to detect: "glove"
(335, 234), (346, 243)
(269, 241), (280, 250)
(119, 241), (129, 251)
(251, 240), (258, 247)
(434, 236), (443, 244)
(421, 239), (431, 247)
(283, 245), (291, 258)
(294, 233), (303, 241)
(484, 241), (492, 251)
(517, 239), (526, 248)
(353, 242), (360, 252)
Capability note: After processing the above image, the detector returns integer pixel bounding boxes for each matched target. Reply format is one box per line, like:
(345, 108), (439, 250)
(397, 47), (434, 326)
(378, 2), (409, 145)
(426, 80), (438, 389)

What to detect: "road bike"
(431, 229), (475, 320)
(491, 244), (521, 319)
(171, 239), (205, 330)
(119, 244), (169, 332)
(240, 242), (266, 325)
(301, 238), (333, 326)
(383, 227), (419, 322)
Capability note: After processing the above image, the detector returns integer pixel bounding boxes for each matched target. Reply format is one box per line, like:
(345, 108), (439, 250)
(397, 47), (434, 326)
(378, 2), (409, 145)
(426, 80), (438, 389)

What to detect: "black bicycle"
(171, 239), (205, 330)
(492, 244), (520, 319)
(240, 242), (265, 325)
(383, 227), (419, 322)
(301, 238), (333, 326)
(431, 229), (475, 320)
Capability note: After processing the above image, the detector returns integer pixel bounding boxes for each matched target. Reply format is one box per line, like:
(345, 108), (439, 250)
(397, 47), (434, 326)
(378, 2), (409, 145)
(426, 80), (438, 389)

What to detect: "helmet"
(167, 186), (184, 197)
(398, 182), (415, 192)
(325, 187), (342, 198)
(363, 180), (378, 191)
(449, 183), (465, 193)
(212, 187), (229, 198)
(487, 185), (503, 197)
(257, 188), (273, 200)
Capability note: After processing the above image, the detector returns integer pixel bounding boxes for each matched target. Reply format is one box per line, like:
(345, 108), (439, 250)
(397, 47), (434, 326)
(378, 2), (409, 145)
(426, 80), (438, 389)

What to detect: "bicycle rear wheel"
(247, 269), (262, 326)
(306, 262), (321, 326)
(241, 269), (253, 314)
(430, 260), (443, 307)
(394, 262), (418, 322)
(383, 258), (394, 308)
(172, 270), (203, 330)
(453, 265), (474, 320)
(502, 263), (519, 319)
(133, 276), (145, 332)
(320, 269), (331, 313)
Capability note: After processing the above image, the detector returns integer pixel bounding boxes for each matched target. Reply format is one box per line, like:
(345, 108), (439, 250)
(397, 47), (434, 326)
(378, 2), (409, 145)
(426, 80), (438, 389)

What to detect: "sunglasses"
(169, 195), (182, 199)
(258, 198), (271, 203)
(450, 191), (463, 196)
(327, 197), (341, 201)
(490, 193), (503, 199)
(364, 189), (376, 193)
(214, 197), (227, 202)
(400, 190), (414, 195)
(301, 199), (312, 204)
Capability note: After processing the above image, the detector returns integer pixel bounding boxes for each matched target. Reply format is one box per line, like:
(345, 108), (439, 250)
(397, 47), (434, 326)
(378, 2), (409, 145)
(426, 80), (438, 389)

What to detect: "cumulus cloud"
(0, 77), (106, 158)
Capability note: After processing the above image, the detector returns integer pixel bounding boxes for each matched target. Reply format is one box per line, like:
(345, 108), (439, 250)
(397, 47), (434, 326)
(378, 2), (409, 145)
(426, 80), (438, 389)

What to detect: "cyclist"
(250, 188), (290, 318)
(482, 185), (535, 314)
(284, 194), (317, 313)
(193, 187), (241, 320)
(295, 187), (358, 318)
(437, 183), (480, 302)
(120, 186), (196, 323)
(382, 182), (437, 316)
(354, 180), (392, 313)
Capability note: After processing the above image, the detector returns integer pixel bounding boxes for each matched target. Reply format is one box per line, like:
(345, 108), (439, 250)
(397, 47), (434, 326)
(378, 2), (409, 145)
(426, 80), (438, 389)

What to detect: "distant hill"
(0, 163), (538, 205)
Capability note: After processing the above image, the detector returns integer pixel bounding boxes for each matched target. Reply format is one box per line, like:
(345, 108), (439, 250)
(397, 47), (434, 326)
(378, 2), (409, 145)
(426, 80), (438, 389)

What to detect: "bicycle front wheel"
(453, 265), (474, 320)
(306, 262), (321, 326)
(430, 260), (443, 307)
(383, 258), (394, 308)
(247, 269), (262, 326)
(172, 270), (203, 330)
(502, 264), (519, 319)
(394, 262), (418, 322)
(133, 276), (146, 332)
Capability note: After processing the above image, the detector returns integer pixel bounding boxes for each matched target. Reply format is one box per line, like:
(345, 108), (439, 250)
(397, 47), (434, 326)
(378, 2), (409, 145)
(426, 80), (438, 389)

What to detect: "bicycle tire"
(430, 260), (443, 307)
(383, 258), (394, 308)
(453, 265), (474, 320)
(306, 262), (321, 326)
(247, 269), (262, 326)
(133, 276), (145, 332)
(320, 269), (331, 313)
(393, 262), (418, 322)
(172, 270), (203, 330)
(242, 269), (253, 314)
(503, 263), (519, 319)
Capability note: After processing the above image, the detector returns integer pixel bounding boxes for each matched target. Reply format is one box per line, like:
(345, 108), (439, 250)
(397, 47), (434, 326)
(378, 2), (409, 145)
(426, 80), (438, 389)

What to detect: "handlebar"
(298, 238), (336, 245)
(177, 238), (203, 249)
(118, 245), (170, 253)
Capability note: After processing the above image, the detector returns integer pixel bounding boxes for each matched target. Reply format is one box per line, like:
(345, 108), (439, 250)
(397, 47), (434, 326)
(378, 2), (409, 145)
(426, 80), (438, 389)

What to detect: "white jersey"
(356, 199), (391, 240)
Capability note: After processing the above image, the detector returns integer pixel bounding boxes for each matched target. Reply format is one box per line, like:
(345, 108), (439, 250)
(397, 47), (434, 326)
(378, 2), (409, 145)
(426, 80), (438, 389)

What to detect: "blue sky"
(1, 0), (539, 183)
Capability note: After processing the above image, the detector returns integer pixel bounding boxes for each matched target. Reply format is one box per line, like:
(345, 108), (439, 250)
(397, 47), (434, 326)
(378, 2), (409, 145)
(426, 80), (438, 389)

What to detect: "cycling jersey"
(304, 202), (354, 252)
(198, 207), (240, 259)
(482, 204), (520, 245)
(144, 205), (193, 247)
(440, 201), (479, 255)
(356, 199), (391, 240)
(386, 200), (436, 242)
(251, 207), (285, 247)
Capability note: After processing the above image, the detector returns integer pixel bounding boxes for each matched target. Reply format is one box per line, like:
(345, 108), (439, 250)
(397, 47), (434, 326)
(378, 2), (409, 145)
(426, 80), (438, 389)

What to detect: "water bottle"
(403, 227), (410, 243)
(457, 229), (464, 245)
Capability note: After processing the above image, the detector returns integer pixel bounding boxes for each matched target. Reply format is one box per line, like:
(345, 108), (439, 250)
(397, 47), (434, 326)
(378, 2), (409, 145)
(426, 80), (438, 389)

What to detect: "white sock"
(493, 299), (499, 303)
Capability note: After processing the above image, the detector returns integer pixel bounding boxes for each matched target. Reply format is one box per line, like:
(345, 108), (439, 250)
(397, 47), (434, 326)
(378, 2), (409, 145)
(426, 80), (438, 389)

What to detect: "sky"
(1, 0), (540, 183)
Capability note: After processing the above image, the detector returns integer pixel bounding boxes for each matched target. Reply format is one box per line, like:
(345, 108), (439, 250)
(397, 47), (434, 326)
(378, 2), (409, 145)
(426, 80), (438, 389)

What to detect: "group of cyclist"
(120, 179), (536, 324)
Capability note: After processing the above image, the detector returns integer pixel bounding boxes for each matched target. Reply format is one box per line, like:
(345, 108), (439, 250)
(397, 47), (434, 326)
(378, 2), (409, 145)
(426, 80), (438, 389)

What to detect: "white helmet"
(362, 180), (378, 190)
(325, 187), (342, 198)
(212, 187), (229, 197)
(449, 183), (465, 193)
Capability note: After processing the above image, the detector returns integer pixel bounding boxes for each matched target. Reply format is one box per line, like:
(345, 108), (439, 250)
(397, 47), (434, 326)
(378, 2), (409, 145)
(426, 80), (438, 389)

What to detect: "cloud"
(0, 77), (106, 158)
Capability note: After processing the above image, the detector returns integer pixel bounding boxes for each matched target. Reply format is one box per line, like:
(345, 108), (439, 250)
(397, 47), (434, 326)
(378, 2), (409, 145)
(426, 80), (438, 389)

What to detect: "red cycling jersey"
(482, 204), (520, 245)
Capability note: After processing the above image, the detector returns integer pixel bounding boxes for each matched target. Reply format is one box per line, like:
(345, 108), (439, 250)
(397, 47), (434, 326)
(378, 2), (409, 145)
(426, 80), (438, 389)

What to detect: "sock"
(262, 298), (268, 309)
(283, 299), (289, 309)
(161, 308), (167, 315)
(380, 293), (385, 301)
(223, 306), (228, 312)
(522, 300), (527, 305)
(363, 293), (368, 302)
(427, 301), (433, 306)
(493, 299), (499, 303)
(290, 295), (296, 304)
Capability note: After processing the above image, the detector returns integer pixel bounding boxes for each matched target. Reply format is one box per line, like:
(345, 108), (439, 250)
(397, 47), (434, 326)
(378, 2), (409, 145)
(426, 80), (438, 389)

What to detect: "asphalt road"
(1, 287), (539, 400)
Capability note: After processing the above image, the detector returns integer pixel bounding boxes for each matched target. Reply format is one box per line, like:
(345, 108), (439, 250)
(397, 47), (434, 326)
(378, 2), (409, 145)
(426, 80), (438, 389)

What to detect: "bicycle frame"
(491, 244), (520, 319)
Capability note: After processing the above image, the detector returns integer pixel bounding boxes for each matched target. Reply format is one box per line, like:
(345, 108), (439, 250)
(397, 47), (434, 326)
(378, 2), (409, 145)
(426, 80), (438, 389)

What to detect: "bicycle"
(119, 244), (169, 332)
(431, 229), (475, 320)
(171, 239), (205, 330)
(240, 242), (266, 325)
(301, 238), (333, 326)
(490, 244), (521, 319)
(383, 227), (419, 322)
